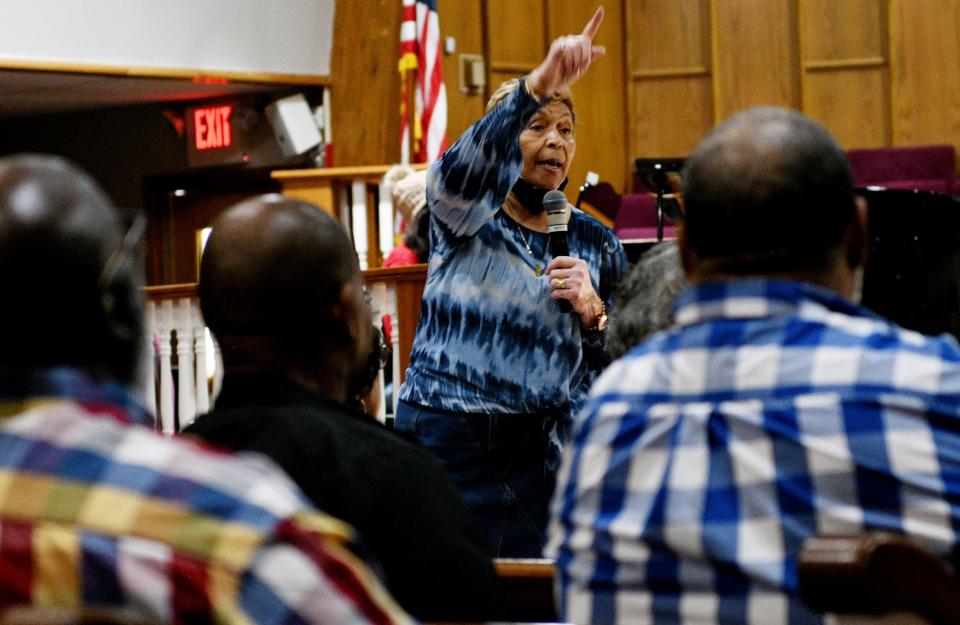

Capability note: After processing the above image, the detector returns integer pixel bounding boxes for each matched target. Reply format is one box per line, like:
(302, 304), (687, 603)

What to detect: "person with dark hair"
(548, 107), (960, 625)
(396, 7), (626, 558)
(183, 195), (499, 622)
(606, 241), (686, 359)
(0, 155), (411, 625)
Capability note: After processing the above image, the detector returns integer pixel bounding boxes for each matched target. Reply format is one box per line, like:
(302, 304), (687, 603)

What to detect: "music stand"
(634, 158), (685, 241)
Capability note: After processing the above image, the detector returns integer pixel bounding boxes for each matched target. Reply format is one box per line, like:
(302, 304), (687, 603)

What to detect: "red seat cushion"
(847, 145), (956, 194)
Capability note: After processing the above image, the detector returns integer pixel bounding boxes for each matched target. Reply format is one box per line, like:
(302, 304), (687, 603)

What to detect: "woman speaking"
(396, 7), (626, 557)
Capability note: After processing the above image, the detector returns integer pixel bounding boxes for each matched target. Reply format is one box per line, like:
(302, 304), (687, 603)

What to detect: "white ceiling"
(0, 69), (278, 118)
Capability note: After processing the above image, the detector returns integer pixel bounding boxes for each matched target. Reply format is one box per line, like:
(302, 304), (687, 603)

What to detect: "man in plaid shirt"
(0, 154), (412, 625)
(547, 107), (960, 625)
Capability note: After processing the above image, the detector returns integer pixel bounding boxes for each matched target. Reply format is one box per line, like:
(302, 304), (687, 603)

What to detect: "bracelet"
(584, 299), (607, 332)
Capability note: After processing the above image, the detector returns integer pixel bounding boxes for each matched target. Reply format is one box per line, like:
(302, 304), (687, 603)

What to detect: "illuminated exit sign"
(185, 101), (245, 167)
(193, 105), (232, 150)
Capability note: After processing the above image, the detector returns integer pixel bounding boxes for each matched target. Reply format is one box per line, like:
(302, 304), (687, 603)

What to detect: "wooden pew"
(493, 558), (557, 622)
(799, 533), (960, 625)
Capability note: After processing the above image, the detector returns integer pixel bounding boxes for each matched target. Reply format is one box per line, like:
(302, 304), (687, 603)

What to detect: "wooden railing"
(272, 164), (426, 270)
(143, 264), (427, 433)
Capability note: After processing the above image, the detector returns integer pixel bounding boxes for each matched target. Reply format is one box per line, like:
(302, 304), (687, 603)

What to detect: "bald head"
(200, 195), (369, 375)
(682, 107), (857, 275)
(0, 154), (143, 383)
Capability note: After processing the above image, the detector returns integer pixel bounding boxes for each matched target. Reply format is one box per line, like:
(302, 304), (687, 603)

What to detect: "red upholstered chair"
(614, 192), (678, 243)
(578, 181), (620, 229)
(847, 145), (957, 194)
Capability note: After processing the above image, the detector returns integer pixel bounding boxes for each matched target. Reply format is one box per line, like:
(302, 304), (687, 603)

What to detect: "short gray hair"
(607, 241), (687, 359)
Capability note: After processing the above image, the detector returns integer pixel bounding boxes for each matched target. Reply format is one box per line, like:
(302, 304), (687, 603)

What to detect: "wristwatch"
(586, 300), (607, 332)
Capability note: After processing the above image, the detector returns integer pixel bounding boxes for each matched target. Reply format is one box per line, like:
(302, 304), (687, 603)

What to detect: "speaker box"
(265, 93), (322, 157)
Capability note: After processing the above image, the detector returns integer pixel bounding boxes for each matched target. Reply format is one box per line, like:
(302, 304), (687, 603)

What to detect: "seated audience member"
(0, 155), (410, 625)
(183, 195), (499, 621)
(383, 168), (430, 267)
(547, 107), (960, 625)
(607, 241), (686, 359)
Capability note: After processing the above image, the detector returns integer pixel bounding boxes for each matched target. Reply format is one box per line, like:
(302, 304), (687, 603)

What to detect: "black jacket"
(183, 372), (500, 621)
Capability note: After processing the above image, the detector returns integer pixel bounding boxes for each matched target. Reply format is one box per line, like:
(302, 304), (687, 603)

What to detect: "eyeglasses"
(376, 328), (391, 370)
(98, 210), (147, 291)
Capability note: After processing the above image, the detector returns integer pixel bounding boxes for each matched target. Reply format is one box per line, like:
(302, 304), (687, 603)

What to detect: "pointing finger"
(581, 6), (605, 40)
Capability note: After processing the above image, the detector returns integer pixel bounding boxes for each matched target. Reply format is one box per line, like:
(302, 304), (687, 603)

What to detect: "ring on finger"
(554, 278), (567, 290)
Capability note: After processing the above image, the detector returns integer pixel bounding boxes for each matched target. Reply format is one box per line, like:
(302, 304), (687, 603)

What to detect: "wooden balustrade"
(142, 264), (427, 432)
(272, 164), (426, 270)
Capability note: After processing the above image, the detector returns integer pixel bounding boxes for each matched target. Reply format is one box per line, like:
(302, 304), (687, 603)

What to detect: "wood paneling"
(486, 0), (547, 74)
(629, 0), (711, 72)
(803, 69), (889, 148)
(632, 77), (714, 160)
(547, 0), (628, 191)
(329, 0), (960, 193)
(330, 0), (403, 166)
(801, 0), (885, 60)
(800, 0), (889, 147)
(626, 1), (712, 181)
(711, 0), (800, 119)
(438, 0), (485, 144)
(889, 0), (960, 146)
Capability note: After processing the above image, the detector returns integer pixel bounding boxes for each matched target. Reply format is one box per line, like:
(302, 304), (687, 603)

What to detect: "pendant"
(535, 264), (542, 277)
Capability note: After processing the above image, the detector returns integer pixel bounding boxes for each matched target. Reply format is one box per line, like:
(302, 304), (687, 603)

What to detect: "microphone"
(545, 190), (572, 313)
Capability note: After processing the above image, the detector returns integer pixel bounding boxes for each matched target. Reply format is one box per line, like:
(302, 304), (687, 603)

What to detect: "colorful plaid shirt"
(547, 279), (960, 625)
(0, 367), (413, 625)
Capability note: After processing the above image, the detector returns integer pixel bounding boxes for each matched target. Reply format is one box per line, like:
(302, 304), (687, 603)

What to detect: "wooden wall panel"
(330, 0), (402, 166)
(626, 1), (713, 180)
(632, 77), (714, 160)
(486, 0), (546, 77)
(711, 0), (800, 120)
(438, 0), (485, 144)
(803, 69), (889, 148)
(547, 0), (627, 191)
(801, 0), (884, 60)
(889, 0), (960, 146)
(629, 0), (711, 72)
(800, 0), (889, 147)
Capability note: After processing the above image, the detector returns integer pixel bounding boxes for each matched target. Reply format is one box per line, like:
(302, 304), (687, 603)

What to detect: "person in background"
(183, 195), (499, 621)
(548, 107), (960, 625)
(383, 168), (430, 267)
(606, 241), (687, 359)
(0, 154), (411, 625)
(396, 7), (626, 557)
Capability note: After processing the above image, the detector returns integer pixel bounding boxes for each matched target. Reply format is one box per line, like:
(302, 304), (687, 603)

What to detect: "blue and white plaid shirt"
(547, 279), (960, 625)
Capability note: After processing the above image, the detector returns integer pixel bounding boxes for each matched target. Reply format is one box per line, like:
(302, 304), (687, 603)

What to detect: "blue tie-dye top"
(399, 84), (627, 416)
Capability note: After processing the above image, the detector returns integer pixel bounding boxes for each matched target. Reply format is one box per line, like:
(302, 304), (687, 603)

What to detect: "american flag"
(399, 0), (447, 164)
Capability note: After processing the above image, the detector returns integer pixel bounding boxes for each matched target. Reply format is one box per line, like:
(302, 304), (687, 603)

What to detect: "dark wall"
(0, 104), (187, 210)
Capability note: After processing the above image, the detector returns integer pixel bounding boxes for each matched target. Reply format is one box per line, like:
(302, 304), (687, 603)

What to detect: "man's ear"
(845, 196), (869, 270)
(676, 225), (699, 281)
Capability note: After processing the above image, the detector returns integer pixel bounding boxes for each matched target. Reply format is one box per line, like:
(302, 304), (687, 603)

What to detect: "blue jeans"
(395, 400), (555, 558)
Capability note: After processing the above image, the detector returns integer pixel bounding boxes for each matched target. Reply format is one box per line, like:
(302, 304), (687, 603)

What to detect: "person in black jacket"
(183, 194), (500, 622)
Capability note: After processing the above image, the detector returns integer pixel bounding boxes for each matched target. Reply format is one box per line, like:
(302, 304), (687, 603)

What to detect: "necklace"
(514, 221), (543, 277)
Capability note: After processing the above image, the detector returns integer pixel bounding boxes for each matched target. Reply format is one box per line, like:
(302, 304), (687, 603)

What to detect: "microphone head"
(545, 190), (569, 230)
(544, 190), (568, 230)
(543, 190), (568, 214)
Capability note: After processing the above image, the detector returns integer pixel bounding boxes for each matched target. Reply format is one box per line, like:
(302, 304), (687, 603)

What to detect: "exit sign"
(185, 101), (245, 167)
(194, 105), (232, 150)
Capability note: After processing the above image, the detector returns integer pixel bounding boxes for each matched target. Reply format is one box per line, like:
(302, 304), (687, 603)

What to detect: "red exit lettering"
(194, 106), (233, 150)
